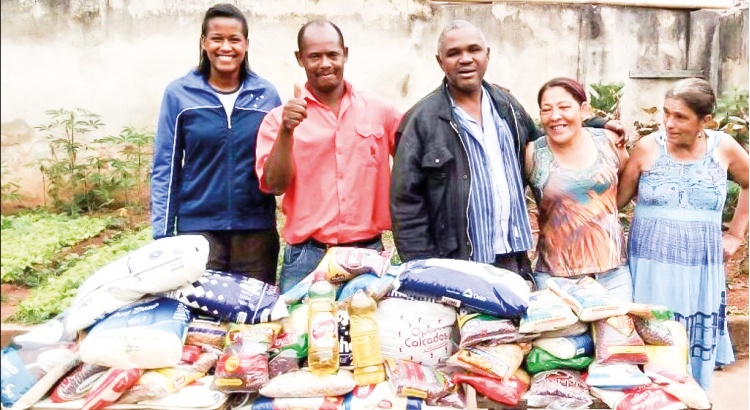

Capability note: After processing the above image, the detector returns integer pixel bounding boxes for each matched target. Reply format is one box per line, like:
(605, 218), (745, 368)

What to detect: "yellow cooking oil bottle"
(307, 271), (339, 375)
(348, 290), (385, 385)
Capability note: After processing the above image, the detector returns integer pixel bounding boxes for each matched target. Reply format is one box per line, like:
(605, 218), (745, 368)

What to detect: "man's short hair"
(436, 19), (487, 54)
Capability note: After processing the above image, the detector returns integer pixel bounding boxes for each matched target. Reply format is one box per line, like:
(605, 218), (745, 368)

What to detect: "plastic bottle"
(348, 290), (385, 385)
(307, 271), (339, 375)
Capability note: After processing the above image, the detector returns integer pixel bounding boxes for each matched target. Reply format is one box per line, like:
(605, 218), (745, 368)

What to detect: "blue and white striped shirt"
(451, 86), (534, 263)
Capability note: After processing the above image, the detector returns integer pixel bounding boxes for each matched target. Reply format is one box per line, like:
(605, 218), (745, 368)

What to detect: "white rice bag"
(79, 297), (192, 369)
(547, 276), (629, 321)
(585, 363), (652, 390)
(259, 368), (356, 398)
(519, 290), (578, 334)
(65, 235), (209, 332)
(532, 334), (594, 360)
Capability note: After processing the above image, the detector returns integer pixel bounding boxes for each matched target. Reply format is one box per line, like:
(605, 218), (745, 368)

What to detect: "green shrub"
(1, 212), (112, 284)
(12, 226), (153, 324)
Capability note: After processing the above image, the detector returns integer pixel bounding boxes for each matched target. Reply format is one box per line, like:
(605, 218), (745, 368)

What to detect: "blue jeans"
(534, 265), (634, 303)
(278, 239), (384, 294)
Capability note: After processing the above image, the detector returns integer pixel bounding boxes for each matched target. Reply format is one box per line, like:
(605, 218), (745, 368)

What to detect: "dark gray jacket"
(390, 80), (541, 262)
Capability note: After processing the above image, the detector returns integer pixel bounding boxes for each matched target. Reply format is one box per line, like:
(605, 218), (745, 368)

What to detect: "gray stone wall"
(1, 0), (747, 203)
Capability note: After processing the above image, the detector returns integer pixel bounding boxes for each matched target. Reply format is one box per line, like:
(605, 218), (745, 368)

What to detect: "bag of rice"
(547, 277), (629, 322)
(532, 334), (594, 360)
(447, 343), (527, 381)
(518, 290), (578, 334)
(259, 368), (356, 398)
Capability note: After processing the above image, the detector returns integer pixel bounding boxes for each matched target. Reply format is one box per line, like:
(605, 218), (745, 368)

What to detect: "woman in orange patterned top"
(524, 77), (632, 301)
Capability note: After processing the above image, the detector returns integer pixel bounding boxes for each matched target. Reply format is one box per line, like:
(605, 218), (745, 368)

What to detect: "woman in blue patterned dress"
(618, 78), (749, 390)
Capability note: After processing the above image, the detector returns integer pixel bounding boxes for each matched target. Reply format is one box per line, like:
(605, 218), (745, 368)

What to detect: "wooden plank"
(629, 69), (705, 78)
(432, 0), (733, 9)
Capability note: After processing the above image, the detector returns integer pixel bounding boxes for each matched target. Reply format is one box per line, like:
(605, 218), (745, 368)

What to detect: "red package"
(383, 357), (453, 403)
(452, 371), (529, 406)
(51, 363), (108, 402)
(212, 352), (269, 393)
(82, 368), (143, 410)
(181, 344), (202, 364)
(593, 316), (648, 365)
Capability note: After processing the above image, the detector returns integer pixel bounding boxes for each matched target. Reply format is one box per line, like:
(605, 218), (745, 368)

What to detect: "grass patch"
(12, 226), (153, 324)
(1, 212), (114, 285)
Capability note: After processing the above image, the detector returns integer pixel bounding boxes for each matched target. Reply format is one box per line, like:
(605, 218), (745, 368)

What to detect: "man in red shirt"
(256, 19), (402, 292)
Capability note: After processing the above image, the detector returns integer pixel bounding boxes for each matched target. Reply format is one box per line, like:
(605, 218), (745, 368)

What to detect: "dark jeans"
(200, 229), (280, 286)
(494, 251), (534, 285)
(278, 236), (383, 293)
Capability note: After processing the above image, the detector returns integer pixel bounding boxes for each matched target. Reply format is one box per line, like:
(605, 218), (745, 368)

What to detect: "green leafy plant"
(1, 160), (24, 207)
(12, 226), (153, 324)
(711, 88), (748, 151)
(588, 81), (625, 120)
(95, 126), (155, 209)
(32, 108), (105, 214)
(0, 212), (112, 284)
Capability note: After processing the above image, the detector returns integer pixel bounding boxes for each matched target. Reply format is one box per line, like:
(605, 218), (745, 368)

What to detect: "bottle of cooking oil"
(348, 290), (385, 385)
(307, 271), (339, 375)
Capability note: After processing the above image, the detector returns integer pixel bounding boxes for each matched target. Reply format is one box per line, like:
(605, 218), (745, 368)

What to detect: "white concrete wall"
(1, 0), (747, 204)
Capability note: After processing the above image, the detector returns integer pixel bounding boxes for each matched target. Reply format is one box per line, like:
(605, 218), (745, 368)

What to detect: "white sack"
(66, 235), (209, 332)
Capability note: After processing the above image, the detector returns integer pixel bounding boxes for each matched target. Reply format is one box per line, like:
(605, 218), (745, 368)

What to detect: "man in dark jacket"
(390, 19), (616, 282)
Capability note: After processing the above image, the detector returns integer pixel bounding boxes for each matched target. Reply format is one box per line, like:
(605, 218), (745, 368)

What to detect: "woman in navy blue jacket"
(150, 4), (282, 284)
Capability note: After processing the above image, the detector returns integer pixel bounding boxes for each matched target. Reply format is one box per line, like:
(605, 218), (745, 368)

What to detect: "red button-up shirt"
(256, 82), (402, 245)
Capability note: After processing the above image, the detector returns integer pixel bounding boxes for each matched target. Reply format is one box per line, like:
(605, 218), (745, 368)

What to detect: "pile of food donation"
(0, 236), (713, 410)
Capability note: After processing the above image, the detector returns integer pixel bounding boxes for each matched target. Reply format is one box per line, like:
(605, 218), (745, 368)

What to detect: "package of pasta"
(593, 315), (648, 365)
(457, 309), (518, 349)
(50, 362), (108, 402)
(384, 357), (453, 402)
(633, 316), (674, 346)
(446, 343), (527, 381)
(518, 289), (578, 334)
(185, 315), (228, 350)
(452, 369), (530, 406)
(327, 247), (392, 282)
(213, 322), (281, 393)
(523, 369), (592, 410)
(118, 351), (218, 404)
(393, 258), (529, 318)
(82, 368), (143, 410)
(259, 368), (356, 398)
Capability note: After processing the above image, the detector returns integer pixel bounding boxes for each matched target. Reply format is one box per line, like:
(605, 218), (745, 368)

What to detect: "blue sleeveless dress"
(628, 129), (734, 390)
